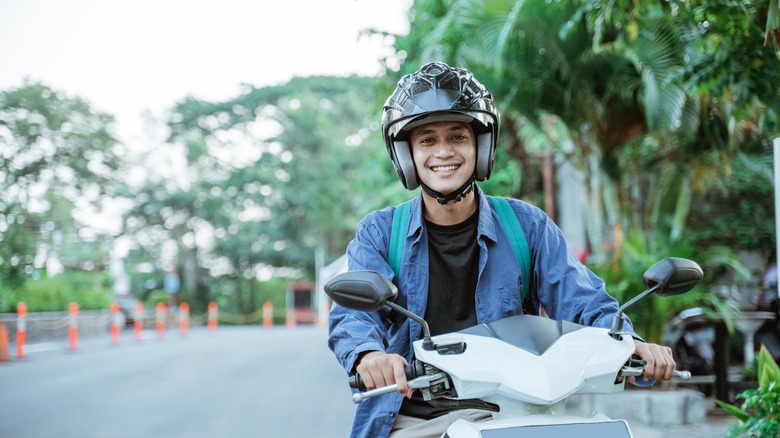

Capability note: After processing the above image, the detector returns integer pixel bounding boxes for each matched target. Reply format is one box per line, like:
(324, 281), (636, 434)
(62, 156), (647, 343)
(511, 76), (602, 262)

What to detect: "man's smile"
(431, 164), (460, 173)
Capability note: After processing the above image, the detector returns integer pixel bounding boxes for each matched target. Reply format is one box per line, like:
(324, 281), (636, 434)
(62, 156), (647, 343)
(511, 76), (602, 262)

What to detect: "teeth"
(433, 165), (458, 172)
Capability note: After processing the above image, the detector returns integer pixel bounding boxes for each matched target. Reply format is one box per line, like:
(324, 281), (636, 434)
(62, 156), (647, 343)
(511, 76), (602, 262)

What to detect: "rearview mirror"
(642, 257), (703, 296)
(324, 270), (398, 311)
(611, 257), (703, 338)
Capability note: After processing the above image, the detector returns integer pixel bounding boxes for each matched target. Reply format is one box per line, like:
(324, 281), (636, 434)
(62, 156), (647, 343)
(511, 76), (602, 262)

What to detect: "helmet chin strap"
(420, 176), (476, 205)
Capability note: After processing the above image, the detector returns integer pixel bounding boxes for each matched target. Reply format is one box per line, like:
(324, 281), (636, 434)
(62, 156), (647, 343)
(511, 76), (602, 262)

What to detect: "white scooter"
(325, 257), (702, 437)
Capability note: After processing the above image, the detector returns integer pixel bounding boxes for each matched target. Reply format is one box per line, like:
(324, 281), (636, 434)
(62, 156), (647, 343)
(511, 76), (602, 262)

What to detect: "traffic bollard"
(17, 302), (27, 360)
(0, 323), (9, 362)
(156, 302), (167, 339)
(179, 302), (189, 336)
(110, 302), (121, 346)
(208, 302), (218, 332)
(69, 302), (79, 352)
(134, 301), (144, 342)
(263, 301), (273, 328)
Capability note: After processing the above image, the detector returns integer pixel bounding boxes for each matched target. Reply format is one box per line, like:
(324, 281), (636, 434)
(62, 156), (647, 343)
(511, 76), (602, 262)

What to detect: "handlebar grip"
(349, 360), (426, 390)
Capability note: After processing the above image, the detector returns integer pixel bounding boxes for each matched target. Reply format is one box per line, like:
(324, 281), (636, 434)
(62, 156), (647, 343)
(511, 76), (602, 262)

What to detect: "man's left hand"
(632, 339), (676, 382)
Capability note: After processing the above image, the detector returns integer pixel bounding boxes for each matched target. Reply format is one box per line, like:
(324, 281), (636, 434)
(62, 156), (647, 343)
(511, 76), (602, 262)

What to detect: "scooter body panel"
(413, 315), (635, 406)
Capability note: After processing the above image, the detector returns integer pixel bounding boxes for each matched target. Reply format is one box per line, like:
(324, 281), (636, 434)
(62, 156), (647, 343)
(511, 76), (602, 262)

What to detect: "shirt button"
(388, 411), (396, 417)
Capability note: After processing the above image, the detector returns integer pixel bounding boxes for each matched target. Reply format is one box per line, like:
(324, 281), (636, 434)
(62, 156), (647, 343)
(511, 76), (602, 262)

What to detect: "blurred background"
(0, 0), (779, 435)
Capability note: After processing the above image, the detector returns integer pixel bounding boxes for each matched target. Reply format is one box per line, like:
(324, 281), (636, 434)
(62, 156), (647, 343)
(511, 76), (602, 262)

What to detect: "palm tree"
(397, 0), (779, 260)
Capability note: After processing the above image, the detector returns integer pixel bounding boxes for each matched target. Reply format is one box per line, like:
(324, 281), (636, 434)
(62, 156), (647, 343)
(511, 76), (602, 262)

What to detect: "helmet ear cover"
(391, 140), (419, 190)
(475, 132), (494, 181)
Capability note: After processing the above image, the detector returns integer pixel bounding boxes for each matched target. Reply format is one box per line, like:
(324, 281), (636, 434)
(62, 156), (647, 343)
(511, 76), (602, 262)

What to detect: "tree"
(383, 0), (779, 340)
(122, 75), (400, 313)
(0, 82), (122, 287)
(392, 0), (779, 259)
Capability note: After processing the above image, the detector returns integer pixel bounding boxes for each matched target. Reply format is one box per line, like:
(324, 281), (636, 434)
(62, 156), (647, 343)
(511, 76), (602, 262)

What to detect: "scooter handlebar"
(349, 360), (426, 391)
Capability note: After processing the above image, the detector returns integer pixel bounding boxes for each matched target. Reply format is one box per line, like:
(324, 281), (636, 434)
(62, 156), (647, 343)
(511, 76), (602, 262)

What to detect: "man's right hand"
(356, 351), (413, 397)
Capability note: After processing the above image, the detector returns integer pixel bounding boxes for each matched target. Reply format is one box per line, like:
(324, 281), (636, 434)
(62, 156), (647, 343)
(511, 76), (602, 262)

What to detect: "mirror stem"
(609, 284), (660, 339)
(386, 301), (435, 351)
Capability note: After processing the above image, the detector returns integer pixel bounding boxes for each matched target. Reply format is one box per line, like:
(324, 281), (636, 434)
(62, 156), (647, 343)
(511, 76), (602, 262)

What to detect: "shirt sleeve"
(523, 207), (636, 335)
(327, 209), (397, 374)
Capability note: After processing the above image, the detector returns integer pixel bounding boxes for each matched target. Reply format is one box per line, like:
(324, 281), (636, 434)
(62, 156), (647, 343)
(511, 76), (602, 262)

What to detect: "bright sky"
(0, 0), (411, 142)
(0, 0), (411, 238)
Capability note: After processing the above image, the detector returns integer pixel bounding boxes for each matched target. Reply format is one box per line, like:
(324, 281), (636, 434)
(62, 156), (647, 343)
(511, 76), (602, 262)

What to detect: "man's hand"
(632, 339), (676, 381)
(356, 351), (413, 397)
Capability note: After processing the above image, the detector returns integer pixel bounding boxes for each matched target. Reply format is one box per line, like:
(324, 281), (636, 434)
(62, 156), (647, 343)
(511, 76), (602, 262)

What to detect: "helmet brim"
(401, 112), (475, 132)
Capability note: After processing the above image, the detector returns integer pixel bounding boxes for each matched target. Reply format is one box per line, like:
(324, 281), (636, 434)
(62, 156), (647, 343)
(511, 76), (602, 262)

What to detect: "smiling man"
(328, 62), (676, 438)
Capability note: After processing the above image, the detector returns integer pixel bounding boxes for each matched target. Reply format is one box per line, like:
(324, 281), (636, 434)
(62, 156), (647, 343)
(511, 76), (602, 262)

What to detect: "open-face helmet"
(381, 62), (500, 194)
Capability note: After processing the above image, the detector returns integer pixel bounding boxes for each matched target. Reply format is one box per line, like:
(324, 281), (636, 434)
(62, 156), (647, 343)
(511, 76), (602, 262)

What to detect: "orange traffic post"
(134, 301), (144, 342)
(262, 301), (273, 329)
(286, 309), (296, 329)
(68, 302), (79, 352)
(207, 302), (218, 332)
(17, 302), (27, 360)
(179, 302), (189, 336)
(0, 322), (10, 363)
(156, 302), (167, 339)
(110, 302), (120, 346)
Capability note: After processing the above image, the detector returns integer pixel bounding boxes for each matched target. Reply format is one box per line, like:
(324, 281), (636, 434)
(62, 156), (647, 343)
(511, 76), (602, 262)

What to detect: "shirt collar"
(408, 185), (500, 243)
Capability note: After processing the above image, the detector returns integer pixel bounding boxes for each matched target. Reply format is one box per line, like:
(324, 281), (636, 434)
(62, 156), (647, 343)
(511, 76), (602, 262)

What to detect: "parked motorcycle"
(664, 306), (715, 394)
(325, 257), (702, 437)
(757, 261), (780, 362)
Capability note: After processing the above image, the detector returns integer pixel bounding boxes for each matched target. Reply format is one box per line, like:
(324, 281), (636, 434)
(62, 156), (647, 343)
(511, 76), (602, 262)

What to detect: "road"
(0, 326), (736, 438)
(0, 326), (355, 438)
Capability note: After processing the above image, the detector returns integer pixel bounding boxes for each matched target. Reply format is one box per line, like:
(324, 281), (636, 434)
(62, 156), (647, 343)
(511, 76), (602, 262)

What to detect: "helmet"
(381, 62), (500, 191)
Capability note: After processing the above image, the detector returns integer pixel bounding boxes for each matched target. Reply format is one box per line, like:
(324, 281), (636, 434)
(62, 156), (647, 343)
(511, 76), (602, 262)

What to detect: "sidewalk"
(630, 410), (736, 438)
(567, 389), (738, 438)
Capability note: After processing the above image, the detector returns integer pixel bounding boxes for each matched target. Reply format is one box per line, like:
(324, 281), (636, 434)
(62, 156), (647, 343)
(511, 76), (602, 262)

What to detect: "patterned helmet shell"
(381, 62), (500, 190)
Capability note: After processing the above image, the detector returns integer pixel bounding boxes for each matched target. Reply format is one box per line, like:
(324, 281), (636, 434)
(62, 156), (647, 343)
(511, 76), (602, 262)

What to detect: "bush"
(0, 283), (18, 313)
(718, 345), (780, 437)
(0, 271), (113, 312)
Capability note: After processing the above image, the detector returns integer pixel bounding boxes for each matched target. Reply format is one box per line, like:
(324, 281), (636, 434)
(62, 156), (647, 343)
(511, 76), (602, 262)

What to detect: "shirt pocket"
(499, 283), (524, 317)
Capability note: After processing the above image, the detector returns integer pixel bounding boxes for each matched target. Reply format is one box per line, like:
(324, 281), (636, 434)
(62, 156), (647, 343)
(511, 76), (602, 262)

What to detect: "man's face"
(409, 120), (476, 196)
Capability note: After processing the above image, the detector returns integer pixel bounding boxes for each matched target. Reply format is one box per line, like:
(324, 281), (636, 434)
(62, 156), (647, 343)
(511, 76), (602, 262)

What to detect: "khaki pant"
(389, 409), (492, 438)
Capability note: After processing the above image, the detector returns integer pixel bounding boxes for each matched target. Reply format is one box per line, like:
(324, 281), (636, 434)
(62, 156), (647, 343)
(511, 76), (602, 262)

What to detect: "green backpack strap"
(486, 196), (532, 302)
(388, 199), (413, 280)
(389, 195), (531, 302)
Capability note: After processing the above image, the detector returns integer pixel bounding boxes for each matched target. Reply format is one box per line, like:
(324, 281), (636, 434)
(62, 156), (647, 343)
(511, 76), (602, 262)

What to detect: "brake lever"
(352, 372), (448, 404)
(619, 357), (691, 381)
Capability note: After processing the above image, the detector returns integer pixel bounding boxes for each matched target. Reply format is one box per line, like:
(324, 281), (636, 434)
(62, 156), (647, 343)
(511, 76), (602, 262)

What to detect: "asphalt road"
(0, 326), (355, 438)
(0, 326), (736, 438)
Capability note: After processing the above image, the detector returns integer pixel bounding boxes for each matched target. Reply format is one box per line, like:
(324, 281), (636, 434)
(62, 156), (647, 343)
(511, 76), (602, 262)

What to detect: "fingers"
(356, 352), (410, 395)
(633, 340), (676, 381)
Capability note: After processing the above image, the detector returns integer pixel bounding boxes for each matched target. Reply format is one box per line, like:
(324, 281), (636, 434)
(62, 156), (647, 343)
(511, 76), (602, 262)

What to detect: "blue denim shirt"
(327, 187), (633, 438)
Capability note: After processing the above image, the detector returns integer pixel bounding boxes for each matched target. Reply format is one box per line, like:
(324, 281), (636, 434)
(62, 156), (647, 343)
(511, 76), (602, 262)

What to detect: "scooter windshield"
(458, 314), (584, 356)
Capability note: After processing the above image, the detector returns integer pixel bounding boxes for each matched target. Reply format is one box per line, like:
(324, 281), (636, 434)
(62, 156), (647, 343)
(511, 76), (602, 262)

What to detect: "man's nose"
(433, 141), (455, 157)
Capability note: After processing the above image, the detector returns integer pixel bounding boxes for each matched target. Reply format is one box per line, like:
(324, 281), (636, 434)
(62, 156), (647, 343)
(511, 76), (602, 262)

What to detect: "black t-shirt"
(423, 210), (480, 336)
(399, 206), (480, 419)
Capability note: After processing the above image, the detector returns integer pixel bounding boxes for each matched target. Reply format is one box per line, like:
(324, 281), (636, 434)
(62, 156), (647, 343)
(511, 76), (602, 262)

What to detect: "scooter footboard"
(446, 414), (633, 438)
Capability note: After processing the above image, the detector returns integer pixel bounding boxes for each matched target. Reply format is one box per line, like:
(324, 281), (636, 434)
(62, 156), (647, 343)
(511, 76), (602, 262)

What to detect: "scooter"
(325, 257), (702, 437)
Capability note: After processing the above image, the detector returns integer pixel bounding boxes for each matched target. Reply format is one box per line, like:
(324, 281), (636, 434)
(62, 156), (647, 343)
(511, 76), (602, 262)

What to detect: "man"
(328, 61), (675, 437)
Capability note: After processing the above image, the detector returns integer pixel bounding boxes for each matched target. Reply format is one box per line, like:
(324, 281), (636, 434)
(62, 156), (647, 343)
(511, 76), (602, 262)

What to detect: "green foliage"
(589, 229), (746, 343)
(0, 271), (113, 312)
(145, 290), (170, 308)
(203, 276), (289, 325)
(0, 282), (18, 313)
(0, 82), (122, 287)
(124, 75), (393, 311)
(395, 0), (780, 265)
(717, 345), (780, 437)
(688, 150), (776, 253)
